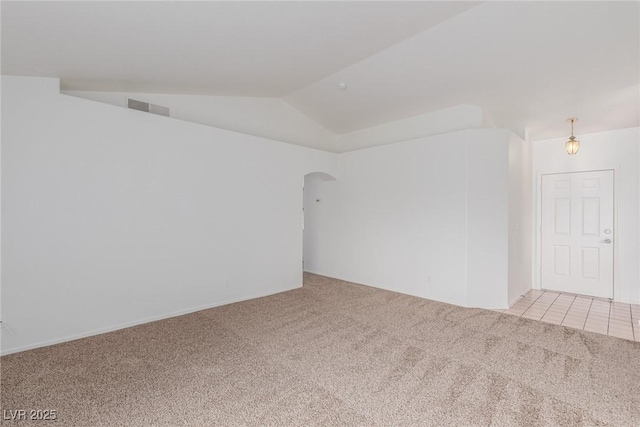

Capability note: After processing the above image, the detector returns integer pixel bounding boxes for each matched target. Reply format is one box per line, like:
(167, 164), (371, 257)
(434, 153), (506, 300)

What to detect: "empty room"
(1, 1), (639, 425)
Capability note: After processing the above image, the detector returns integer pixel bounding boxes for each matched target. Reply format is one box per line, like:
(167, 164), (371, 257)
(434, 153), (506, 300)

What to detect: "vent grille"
(127, 98), (170, 117)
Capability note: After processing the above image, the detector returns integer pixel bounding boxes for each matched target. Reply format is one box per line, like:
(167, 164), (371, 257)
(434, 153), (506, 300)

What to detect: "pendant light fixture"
(565, 118), (580, 155)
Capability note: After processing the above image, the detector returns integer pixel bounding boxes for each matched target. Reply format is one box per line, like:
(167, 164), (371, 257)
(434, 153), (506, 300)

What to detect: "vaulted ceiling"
(2, 1), (639, 143)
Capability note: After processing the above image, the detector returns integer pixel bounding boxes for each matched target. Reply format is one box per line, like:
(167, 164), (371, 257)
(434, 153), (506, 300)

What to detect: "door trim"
(534, 167), (619, 300)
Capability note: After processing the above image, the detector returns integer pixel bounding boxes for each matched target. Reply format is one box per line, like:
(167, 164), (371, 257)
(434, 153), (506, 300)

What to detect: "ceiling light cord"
(570, 119), (574, 137)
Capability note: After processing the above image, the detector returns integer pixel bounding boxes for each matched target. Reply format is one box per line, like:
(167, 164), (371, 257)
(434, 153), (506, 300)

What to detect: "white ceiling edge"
(63, 89), (339, 152)
(531, 125), (640, 144)
(336, 105), (486, 153)
(34, 82), (640, 155)
(64, 88), (500, 153)
(518, 83), (640, 142)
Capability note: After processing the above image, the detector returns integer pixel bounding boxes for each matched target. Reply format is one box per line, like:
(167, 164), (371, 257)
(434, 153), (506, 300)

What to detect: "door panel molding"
(533, 167), (620, 300)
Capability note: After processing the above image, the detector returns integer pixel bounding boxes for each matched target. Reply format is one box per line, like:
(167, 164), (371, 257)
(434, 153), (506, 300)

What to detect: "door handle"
(604, 239), (612, 244)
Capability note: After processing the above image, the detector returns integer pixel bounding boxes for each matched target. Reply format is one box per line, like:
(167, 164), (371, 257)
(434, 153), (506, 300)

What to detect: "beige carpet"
(2, 273), (639, 426)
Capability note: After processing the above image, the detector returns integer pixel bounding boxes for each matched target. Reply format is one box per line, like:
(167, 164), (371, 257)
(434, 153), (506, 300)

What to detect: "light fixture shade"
(566, 136), (580, 155)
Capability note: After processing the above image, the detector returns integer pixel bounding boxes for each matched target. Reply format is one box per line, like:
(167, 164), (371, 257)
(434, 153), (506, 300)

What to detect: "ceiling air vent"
(127, 98), (170, 117)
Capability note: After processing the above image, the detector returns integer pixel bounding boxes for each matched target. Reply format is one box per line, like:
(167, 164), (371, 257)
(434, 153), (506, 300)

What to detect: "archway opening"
(303, 172), (337, 282)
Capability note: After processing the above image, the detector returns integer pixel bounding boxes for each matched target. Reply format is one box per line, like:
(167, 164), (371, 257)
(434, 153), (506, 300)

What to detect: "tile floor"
(494, 289), (640, 342)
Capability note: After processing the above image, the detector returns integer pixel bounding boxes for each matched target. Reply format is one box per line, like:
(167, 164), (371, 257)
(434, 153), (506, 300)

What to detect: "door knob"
(604, 239), (612, 244)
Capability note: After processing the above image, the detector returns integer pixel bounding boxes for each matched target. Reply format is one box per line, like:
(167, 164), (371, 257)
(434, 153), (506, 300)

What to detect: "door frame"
(534, 167), (619, 300)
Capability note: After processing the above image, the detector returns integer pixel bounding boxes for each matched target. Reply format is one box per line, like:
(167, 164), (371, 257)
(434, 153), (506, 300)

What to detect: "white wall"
(303, 129), (516, 308)
(465, 130), (510, 308)
(508, 133), (533, 304)
(2, 77), (537, 355)
(64, 90), (338, 152)
(1, 76), (337, 355)
(532, 127), (640, 304)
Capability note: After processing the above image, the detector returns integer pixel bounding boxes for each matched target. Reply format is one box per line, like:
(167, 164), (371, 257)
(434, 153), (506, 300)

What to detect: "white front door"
(541, 170), (614, 298)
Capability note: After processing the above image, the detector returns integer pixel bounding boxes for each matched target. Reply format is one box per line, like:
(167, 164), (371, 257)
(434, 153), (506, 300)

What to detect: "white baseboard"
(1, 285), (301, 356)
(508, 293), (526, 308)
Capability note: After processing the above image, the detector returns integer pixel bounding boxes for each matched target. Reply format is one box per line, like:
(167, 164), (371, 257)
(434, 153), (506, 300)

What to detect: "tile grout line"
(606, 300), (612, 336)
(582, 297), (596, 331)
(508, 290), (638, 340)
(538, 292), (561, 320)
(602, 300), (612, 334)
(607, 302), (634, 339)
(510, 290), (545, 315)
(520, 291), (550, 317)
(628, 304), (635, 340)
(559, 294), (577, 326)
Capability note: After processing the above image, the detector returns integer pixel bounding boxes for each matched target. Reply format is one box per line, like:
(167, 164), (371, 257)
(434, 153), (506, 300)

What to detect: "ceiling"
(285, 1), (640, 138)
(2, 1), (639, 142)
(1, 1), (478, 96)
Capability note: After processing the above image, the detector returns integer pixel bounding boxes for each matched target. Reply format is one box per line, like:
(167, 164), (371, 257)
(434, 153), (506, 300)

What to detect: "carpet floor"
(2, 273), (639, 426)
